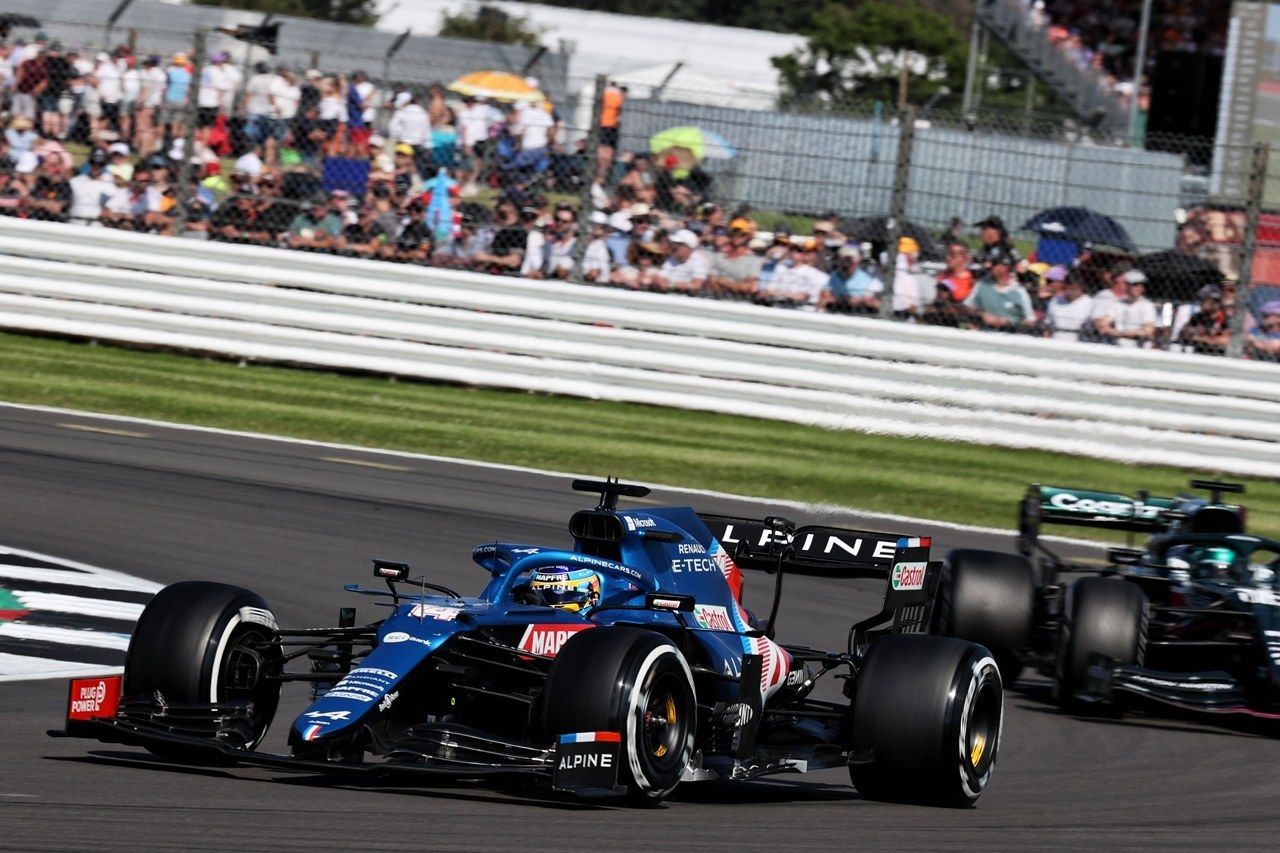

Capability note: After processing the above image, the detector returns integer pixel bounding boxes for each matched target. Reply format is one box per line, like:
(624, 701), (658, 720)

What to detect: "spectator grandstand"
(0, 9), (1273, 363)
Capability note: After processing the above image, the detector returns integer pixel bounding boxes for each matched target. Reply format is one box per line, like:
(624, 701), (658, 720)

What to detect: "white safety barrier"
(0, 217), (1276, 476)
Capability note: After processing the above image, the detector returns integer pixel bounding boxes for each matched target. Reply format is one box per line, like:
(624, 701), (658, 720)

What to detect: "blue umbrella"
(1020, 206), (1136, 253)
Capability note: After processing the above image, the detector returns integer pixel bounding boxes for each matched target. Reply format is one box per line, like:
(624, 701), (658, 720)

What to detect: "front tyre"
(1056, 577), (1146, 710)
(543, 627), (696, 803)
(123, 581), (282, 760)
(850, 635), (1003, 807)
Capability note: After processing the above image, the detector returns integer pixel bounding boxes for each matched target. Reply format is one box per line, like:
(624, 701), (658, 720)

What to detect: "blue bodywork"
(291, 506), (777, 747)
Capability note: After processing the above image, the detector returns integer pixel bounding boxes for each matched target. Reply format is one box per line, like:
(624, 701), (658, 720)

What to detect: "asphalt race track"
(1, 404), (1278, 850)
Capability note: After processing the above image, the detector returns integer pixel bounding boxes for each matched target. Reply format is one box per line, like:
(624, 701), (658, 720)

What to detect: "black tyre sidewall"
(543, 626), (696, 801)
(937, 550), (1036, 684)
(1056, 577), (1147, 707)
(851, 634), (1003, 807)
(124, 581), (281, 749)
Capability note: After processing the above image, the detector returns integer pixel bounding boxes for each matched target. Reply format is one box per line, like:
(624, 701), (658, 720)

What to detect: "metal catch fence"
(0, 17), (1276, 363)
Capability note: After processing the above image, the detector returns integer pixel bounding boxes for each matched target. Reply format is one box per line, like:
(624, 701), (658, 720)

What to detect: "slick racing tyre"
(934, 550), (1036, 685)
(1056, 577), (1147, 711)
(123, 581), (283, 762)
(850, 635), (1003, 807)
(543, 627), (696, 803)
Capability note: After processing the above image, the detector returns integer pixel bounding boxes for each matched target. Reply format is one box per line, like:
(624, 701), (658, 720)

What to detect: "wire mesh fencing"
(0, 18), (1274, 362)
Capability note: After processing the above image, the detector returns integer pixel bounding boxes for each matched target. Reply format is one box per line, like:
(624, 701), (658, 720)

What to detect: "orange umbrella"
(447, 70), (545, 102)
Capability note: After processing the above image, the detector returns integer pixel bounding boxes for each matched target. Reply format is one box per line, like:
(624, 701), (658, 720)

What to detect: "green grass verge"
(2, 331), (1277, 539)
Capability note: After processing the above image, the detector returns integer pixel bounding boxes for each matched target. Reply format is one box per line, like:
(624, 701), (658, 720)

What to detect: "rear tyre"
(543, 626), (696, 803)
(850, 635), (1003, 807)
(123, 581), (282, 762)
(1056, 577), (1146, 710)
(934, 550), (1036, 685)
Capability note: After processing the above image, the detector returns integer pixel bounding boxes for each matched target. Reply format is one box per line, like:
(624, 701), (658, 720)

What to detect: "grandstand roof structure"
(374, 0), (801, 107)
(0, 0), (569, 101)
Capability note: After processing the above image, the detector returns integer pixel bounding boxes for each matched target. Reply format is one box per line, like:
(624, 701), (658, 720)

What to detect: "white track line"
(9, 591), (144, 621)
(0, 563), (160, 594)
(0, 622), (131, 650)
(0, 653), (121, 682)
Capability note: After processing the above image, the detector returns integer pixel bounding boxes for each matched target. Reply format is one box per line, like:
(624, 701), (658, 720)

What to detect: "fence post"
(961, 15), (981, 121)
(1227, 141), (1269, 359)
(880, 105), (917, 320)
(173, 30), (206, 238)
(570, 74), (607, 283)
(380, 29), (411, 133)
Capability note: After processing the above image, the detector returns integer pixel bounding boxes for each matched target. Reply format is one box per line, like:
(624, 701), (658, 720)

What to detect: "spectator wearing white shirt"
(1046, 272), (1095, 341)
(68, 149), (117, 223)
(657, 229), (708, 294)
(456, 94), (495, 195)
(1085, 265), (1128, 341)
(1111, 270), (1158, 348)
(243, 62), (277, 145)
(23, 33), (47, 63)
(759, 246), (827, 309)
(197, 52), (233, 130)
(388, 96), (430, 174)
(221, 58), (243, 114)
(0, 44), (12, 96)
(5, 116), (38, 154)
(514, 100), (554, 154)
(317, 75), (348, 155)
(891, 236), (933, 315)
(119, 54), (141, 142)
(582, 213), (611, 282)
(266, 67), (300, 163)
(135, 56), (167, 156)
(93, 52), (122, 136)
(542, 207), (578, 279)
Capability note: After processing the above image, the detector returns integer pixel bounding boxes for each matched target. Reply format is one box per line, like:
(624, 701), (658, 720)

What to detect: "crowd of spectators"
(1013, 0), (1229, 111)
(0, 30), (1273, 360)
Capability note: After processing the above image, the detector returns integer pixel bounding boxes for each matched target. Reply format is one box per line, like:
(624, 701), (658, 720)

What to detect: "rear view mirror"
(372, 559), (410, 581)
(1107, 548), (1143, 566)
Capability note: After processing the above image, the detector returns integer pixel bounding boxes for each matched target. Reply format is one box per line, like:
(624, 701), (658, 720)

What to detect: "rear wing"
(1018, 485), (1173, 554)
(698, 513), (904, 577)
(1017, 480), (1247, 555)
(698, 513), (940, 637)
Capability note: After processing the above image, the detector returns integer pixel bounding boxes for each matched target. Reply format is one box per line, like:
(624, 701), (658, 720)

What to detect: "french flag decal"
(558, 731), (621, 744)
(303, 724), (324, 741)
(897, 537), (931, 548)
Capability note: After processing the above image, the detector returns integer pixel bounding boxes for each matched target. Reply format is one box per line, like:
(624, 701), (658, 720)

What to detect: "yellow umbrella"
(447, 70), (545, 102)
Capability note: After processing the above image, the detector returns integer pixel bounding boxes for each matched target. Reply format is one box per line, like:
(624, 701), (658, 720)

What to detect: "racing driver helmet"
(1189, 545), (1237, 581)
(530, 567), (601, 614)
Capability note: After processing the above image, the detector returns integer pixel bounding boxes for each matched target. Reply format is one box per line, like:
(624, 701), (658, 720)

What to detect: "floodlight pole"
(1227, 142), (1270, 358)
(961, 13), (982, 121)
(1128, 0), (1154, 145)
(881, 106), (917, 320)
(653, 61), (683, 100)
(570, 74), (607, 283)
(103, 0), (135, 52)
(174, 30), (206, 238)
(381, 29), (411, 96)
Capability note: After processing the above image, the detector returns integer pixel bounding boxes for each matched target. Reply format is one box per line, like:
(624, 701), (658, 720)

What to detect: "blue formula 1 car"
(52, 479), (1004, 807)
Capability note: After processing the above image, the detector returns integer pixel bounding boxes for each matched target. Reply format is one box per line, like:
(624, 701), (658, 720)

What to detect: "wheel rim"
(965, 677), (1001, 777)
(642, 675), (683, 762)
(221, 628), (272, 697)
